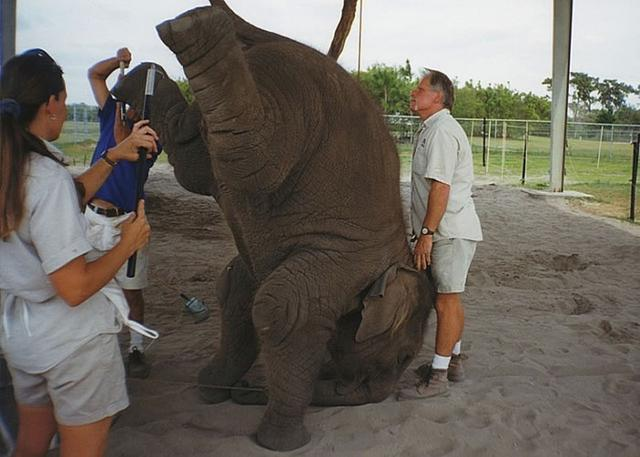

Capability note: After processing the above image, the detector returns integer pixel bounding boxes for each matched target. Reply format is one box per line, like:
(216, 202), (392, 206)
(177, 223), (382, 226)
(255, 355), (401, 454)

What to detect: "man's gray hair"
(422, 68), (454, 110)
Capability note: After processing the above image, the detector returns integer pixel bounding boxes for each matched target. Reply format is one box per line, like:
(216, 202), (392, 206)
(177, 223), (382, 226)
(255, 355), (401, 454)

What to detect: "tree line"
(543, 73), (640, 124)
(353, 61), (639, 124)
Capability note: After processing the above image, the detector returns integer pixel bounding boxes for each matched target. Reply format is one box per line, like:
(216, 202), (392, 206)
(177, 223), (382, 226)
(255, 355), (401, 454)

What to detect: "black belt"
(88, 202), (125, 217)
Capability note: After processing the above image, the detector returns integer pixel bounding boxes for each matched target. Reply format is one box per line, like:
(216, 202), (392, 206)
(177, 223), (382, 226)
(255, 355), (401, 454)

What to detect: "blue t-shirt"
(90, 96), (158, 212)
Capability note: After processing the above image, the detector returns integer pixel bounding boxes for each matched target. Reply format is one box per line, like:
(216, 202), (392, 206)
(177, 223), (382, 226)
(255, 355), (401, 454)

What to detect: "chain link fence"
(386, 115), (640, 221)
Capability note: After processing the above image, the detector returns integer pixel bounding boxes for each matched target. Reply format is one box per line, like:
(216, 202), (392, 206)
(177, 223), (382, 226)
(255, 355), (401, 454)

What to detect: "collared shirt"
(410, 108), (482, 242)
(0, 145), (120, 373)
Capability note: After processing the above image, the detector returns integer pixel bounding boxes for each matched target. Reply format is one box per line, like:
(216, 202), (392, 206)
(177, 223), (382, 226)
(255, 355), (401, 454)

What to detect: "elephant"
(113, 0), (435, 451)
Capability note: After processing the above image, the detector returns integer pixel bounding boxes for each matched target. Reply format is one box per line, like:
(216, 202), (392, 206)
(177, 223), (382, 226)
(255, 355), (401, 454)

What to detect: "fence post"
(470, 120), (475, 152)
(609, 124), (614, 159)
(486, 119), (492, 174)
(482, 117), (487, 168)
(597, 125), (604, 169)
(631, 134), (639, 222)
(521, 121), (529, 185)
(501, 120), (507, 180)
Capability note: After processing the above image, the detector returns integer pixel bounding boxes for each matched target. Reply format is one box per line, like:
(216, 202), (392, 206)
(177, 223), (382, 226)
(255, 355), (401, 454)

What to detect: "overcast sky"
(15, 0), (640, 106)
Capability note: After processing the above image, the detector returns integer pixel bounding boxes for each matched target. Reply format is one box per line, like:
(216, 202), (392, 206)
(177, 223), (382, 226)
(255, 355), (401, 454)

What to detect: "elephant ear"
(355, 264), (422, 343)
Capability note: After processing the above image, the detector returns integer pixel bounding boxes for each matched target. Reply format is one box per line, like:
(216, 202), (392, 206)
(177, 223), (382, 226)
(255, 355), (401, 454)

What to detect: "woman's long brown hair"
(0, 49), (66, 240)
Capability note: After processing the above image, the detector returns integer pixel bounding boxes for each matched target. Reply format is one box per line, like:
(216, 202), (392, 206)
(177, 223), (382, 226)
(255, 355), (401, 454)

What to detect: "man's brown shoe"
(448, 354), (465, 382)
(396, 365), (449, 400)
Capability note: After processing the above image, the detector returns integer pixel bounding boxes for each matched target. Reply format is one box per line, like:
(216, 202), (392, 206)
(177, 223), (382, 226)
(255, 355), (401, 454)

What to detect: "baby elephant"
(114, 0), (434, 451)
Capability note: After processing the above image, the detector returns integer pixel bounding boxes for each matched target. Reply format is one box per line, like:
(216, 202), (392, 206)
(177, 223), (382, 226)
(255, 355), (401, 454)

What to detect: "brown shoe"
(448, 354), (465, 382)
(396, 365), (449, 400)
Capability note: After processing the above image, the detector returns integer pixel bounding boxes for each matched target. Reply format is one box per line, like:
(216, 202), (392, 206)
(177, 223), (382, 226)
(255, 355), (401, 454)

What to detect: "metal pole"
(609, 125), (614, 159)
(356, 0), (363, 78)
(597, 125), (604, 168)
(470, 119), (475, 151)
(630, 134), (639, 222)
(521, 121), (529, 185)
(549, 0), (573, 192)
(482, 117), (487, 168)
(0, 0), (17, 64)
(486, 119), (492, 174)
(501, 120), (507, 180)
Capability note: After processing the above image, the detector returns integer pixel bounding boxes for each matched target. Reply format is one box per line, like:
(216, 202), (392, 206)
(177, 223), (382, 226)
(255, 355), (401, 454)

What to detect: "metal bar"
(631, 134), (639, 222)
(521, 121), (529, 185)
(549, 0), (573, 192)
(482, 117), (487, 168)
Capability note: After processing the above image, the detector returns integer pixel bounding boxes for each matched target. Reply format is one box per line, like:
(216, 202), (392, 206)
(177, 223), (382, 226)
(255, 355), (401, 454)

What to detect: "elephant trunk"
(156, 7), (274, 192)
(152, 79), (219, 198)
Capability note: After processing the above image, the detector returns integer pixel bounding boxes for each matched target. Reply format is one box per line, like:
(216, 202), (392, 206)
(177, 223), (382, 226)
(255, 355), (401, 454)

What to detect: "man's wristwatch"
(421, 226), (435, 236)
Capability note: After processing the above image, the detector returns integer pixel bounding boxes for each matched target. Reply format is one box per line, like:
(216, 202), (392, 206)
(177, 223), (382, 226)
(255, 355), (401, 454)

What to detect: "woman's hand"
(119, 200), (151, 256)
(109, 120), (159, 162)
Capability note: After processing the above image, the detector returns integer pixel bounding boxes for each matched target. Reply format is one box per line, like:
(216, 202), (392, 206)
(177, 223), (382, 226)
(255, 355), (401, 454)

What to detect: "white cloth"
(410, 109), (483, 242)
(84, 208), (131, 251)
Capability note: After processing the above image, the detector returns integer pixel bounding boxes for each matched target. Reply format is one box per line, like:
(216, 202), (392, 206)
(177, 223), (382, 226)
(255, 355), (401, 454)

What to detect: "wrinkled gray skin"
(113, 1), (434, 451)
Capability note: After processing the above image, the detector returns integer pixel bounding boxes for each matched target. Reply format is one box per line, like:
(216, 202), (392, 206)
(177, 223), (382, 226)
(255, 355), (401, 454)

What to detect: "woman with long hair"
(0, 49), (158, 456)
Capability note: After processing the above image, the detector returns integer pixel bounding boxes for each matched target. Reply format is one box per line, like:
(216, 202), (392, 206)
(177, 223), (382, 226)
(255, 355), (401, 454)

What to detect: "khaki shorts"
(8, 334), (128, 426)
(430, 238), (477, 293)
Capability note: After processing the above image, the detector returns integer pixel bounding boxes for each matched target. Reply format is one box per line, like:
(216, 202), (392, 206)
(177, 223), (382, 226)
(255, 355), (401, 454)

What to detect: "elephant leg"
(251, 254), (341, 452)
(198, 256), (258, 403)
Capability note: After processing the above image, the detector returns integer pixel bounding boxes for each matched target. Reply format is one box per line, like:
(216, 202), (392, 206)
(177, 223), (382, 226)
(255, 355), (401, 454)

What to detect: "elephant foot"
(230, 380), (268, 405)
(256, 419), (310, 452)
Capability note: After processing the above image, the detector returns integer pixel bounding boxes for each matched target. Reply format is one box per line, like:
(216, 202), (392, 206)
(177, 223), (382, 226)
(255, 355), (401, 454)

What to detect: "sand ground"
(99, 164), (640, 457)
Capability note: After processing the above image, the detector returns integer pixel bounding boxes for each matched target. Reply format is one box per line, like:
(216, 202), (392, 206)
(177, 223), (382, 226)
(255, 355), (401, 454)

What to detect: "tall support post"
(1, 0), (17, 64)
(631, 134), (639, 222)
(549, 0), (573, 192)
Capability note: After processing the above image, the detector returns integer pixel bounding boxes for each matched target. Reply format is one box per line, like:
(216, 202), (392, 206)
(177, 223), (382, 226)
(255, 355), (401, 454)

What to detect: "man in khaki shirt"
(398, 69), (482, 399)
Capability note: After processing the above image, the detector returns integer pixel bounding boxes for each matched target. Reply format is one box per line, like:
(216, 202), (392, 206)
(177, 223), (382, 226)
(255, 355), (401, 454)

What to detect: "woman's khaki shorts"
(8, 333), (128, 426)
(430, 238), (477, 293)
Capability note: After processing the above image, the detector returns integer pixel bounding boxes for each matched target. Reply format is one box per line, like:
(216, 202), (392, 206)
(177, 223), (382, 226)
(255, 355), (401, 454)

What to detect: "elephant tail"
(328, 0), (358, 60)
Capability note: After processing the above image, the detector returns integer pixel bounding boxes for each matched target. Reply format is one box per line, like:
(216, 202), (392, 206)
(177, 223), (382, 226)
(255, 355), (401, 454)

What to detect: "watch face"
(421, 227), (428, 235)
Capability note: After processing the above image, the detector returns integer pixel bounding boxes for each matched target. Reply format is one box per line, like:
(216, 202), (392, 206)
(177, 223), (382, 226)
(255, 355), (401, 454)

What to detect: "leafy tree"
(597, 79), (636, 113)
(354, 60), (417, 114)
(176, 77), (195, 104)
(570, 72), (599, 112)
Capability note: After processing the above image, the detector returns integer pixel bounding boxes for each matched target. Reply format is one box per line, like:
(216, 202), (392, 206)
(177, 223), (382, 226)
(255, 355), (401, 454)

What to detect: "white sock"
(129, 331), (144, 353)
(452, 341), (462, 356)
(432, 354), (451, 370)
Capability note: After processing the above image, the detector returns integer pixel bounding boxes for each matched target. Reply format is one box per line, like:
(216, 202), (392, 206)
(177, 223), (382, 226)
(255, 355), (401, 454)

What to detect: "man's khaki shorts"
(8, 333), (128, 426)
(430, 238), (477, 293)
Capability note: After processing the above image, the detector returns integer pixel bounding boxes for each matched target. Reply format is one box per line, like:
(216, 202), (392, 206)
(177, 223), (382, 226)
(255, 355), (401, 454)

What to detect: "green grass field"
(55, 121), (169, 166)
(57, 121), (638, 223)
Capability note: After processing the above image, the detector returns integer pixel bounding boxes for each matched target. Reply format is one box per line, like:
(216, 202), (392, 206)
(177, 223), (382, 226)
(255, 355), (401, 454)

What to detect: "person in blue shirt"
(86, 48), (159, 378)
